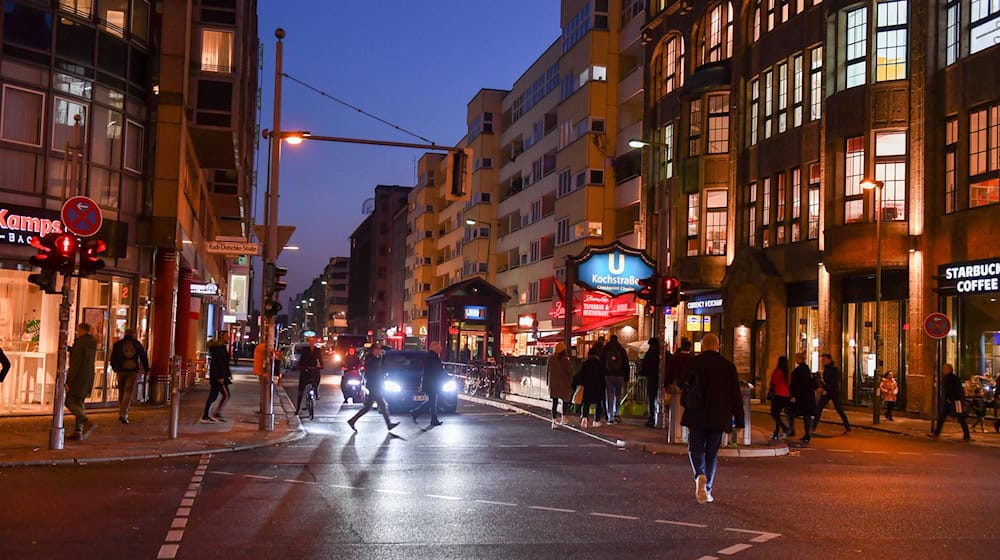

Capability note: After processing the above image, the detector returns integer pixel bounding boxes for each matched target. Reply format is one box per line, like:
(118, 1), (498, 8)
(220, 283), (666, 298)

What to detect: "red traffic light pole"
(48, 246), (78, 450)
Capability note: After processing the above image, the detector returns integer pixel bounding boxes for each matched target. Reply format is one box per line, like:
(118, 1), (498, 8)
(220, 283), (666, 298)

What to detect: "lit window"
(747, 182), (758, 247)
(762, 177), (771, 247)
(946, 1), (960, 65)
(810, 46), (823, 120)
(844, 136), (865, 222)
(53, 97), (88, 152)
(705, 189), (728, 256)
(690, 98), (702, 156)
(969, 104), (1000, 208)
(945, 117), (958, 213)
(793, 54), (804, 127)
(845, 7), (868, 88)
(791, 167), (802, 242)
(697, 1), (735, 66)
(201, 29), (234, 73)
(652, 34), (685, 100)
(874, 131), (907, 221)
(776, 172), (786, 244)
(764, 69), (773, 138)
(875, 1), (908, 82)
(100, 0), (128, 38)
(777, 62), (788, 133)
(687, 192), (700, 256)
(971, 0), (1000, 55)
(707, 93), (730, 153)
(808, 163), (820, 240)
(59, 0), (92, 18)
(750, 78), (760, 145)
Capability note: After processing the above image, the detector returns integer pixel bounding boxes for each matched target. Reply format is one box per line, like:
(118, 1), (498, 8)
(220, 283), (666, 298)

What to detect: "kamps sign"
(572, 241), (656, 297)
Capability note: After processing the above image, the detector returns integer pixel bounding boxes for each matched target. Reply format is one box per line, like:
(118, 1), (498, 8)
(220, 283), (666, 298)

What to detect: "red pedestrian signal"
(661, 276), (682, 308)
(636, 275), (657, 304)
(79, 238), (108, 277)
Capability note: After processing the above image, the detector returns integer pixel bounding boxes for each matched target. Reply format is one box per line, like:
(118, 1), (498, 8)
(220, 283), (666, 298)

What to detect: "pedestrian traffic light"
(78, 238), (107, 277)
(661, 275), (682, 308)
(636, 275), (657, 304)
(269, 264), (288, 295)
(30, 232), (78, 274)
(28, 268), (59, 294)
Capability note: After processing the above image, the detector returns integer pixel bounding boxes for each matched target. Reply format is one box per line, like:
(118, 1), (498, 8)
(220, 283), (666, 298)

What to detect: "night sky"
(256, 1), (560, 301)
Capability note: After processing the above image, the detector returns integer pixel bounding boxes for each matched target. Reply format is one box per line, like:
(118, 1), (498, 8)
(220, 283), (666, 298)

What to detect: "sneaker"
(706, 491), (714, 503)
(81, 421), (98, 440)
(559, 416), (567, 425)
(799, 436), (811, 444)
(212, 415), (227, 422)
(387, 421), (400, 431)
(770, 434), (780, 441)
(347, 418), (357, 432)
(199, 416), (216, 424)
(593, 421), (603, 428)
(119, 415), (129, 425)
(430, 420), (443, 427)
(69, 430), (83, 440)
(695, 474), (708, 504)
(551, 420), (558, 429)
(580, 417), (588, 429)
(614, 416), (623, 423)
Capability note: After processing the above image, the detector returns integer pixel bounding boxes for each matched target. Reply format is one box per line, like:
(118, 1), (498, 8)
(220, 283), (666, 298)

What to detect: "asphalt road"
(1, 369), (997, 559)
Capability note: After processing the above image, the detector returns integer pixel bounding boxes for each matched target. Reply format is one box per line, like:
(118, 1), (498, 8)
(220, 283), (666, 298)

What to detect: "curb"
(459, 394), (789, 457)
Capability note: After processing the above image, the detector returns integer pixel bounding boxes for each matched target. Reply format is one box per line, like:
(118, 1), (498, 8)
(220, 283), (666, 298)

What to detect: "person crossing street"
(347, 341), (399, 432)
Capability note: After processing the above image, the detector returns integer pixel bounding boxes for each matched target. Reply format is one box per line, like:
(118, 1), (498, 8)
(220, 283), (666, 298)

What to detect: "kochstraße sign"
(938, 258), (1000, 294)
(572, 241), (656, 297)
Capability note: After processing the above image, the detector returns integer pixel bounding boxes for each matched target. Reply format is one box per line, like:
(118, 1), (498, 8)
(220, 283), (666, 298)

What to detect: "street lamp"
(861, 177), (884, 425)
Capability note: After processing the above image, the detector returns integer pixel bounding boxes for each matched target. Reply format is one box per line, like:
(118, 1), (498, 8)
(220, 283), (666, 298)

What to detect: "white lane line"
(206, 470), (231, 475)
(374, 489), (412, 495)
(538, 444), (569, 448)
(695, 556), (719, 560)
(425, 494), (463, 501)
(497, 444), (531, 448)
(243, 474), (275, 481)
(164, 531), (184, 542)
(828, 449), (853, 453)
(724, 529), (782, 543)
(475, 499), (518, 507)
(860, 450), (889, 455)
(932, 453), (957, 457)
(656, 520), (709, 528)
(176, 508), (191, 517)
(191, 476), (204, 482)
(282, 479), (318, 485)
(179, 498), (194, 507)
(183, 491), (197, 498)
(898, 452), (921, 456)
(529, 506), (576, 513)
(579, 443), (605, 447)
(170, 518), (188, 529)
(590, 512), (639, 521)
(157, 544), (179, 559)
(331, 484), (363, 490)
(717, 543), (753, 555)
(158, 454), (212, 560)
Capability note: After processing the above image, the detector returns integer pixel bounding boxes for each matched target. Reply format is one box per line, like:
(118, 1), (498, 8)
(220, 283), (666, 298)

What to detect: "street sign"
(206, 240), (261, 256)
(924, 312), (951, 339)
(571, 241), (656, 297)
(253, 225), (296, 256)
(61, 196), (103, 237)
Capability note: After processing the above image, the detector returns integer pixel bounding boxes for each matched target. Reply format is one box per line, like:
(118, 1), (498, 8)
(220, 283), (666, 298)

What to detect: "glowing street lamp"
(861, 178), (885, 425)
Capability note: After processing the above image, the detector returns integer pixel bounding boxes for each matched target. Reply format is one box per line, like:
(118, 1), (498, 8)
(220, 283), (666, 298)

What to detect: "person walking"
(109, 329), (149, 424)
(572, 348), (606, 428)
(295, 337), (324, 414)
(66, 323), (99, 440)
(879, 371), (899, 421)
(201, 332), (233, 423)
(546, 342), (573, 428)
(931, 363), (970, 440)
(411, 342), (445, 426)
(813, 353), (851, 434)
(591, 335), (606, 358)
(788, 352), (816, 443)
(678, 333), (744, 505)
(601, 334), (629, 423)
(347, 341), (399, 432)
(768, 356), (793, 440)
(639, 338), (661, 427)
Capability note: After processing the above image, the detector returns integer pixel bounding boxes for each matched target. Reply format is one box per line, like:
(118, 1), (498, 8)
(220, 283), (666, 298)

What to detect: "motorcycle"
(341, 368), (365, 403)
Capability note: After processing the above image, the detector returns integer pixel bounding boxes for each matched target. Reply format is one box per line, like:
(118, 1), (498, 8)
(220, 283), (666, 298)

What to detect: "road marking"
(157, 544), (180, 559)
(425, 494), (463, 501)
(724, 529), (782, 543)
(176, 507), (190, 517)
(590, 512), (639, 521)
(179, 498), (194, 507)
(498, 444), (531, 448)
(158, 454), (212, 560)
(656, 520), (708, 528)
(243, 474), (275, 481)
(695, 556), (719, 560)
(183, 491), (197, 498)
(282, 479), (317, 485)
(374, 489), (412, 495)
(717, 543), (753, 555)
(932, 453), (957, 457)
(170, 518), (187, 529)
(165, 531), (184, 542)
(331, 484), (363, 490)
(899, 452), (921, 455)
(538, 444), (569, 448)
(828, 449), (853, 453)
(860, 450), (889, 455)
(529, 506), (576, 513)
(475, 499), (518, 507)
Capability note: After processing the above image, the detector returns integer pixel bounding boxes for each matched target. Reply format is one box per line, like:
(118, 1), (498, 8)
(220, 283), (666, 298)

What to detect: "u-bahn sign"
(571, 241), (656, 297)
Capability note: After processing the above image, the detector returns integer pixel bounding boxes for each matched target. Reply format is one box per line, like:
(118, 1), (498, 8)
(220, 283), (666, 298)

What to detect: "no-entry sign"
(923, 312), (951, 340)
(61, 196), (103, 237)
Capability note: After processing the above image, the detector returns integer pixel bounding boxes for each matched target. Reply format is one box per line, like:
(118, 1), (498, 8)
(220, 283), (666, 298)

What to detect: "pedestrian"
(65, 323), (99, 440)
(601, 334), (629, 423)
(546, 342), (573, 428)
(767, 355), (793, 440)
(200, 332), (233, 423)
(664, 337), (693, 391)
(411, 342), (446, 426)
(678, 333), (744, 505)
(0, 345), (11, 383)
(109, 328), (149, 424)
(788, 352), (816, 443)
(295, 336), (324, 414)
(931, 363), (970, 440)
(813, 353), (851, 434)
(878, 371), (899, 421)
(591, 335), (606, 360)
(347, 341), (399, 432)
(572, 348), (606, 428)
(460, 345), (472, 364)
(639, 338), (661, 427)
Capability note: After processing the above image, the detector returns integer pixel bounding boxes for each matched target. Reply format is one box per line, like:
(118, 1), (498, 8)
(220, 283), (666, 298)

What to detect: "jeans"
(296, 370), (321, 411)
(411, 392), (439, 424)
(349, 392), (393, 428)
(769, 396), (791, 435)
(116, 371), (138, 418)
(646, 382), (659, 424)
(203, 379), (230, 418)
(813, 392), (851, 430)
(551, 397), (568, 419)
(933, 402), (970, 438)
(605, 376), (625, 421)
(687, 428), (724, 492)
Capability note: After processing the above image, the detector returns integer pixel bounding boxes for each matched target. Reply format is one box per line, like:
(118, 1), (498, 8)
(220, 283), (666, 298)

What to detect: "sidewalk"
(750, 402), (1000, 448)
(0, 366), (304, 467)
(462, 393), (789, 458)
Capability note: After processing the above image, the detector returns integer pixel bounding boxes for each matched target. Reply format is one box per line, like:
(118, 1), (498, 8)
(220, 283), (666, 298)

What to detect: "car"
(373, 350), (460, 414)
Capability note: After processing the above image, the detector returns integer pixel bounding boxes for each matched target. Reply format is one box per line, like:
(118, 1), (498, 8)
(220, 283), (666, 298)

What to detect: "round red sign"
(61, 196), (103, 237)
(923, 312), (951, 340)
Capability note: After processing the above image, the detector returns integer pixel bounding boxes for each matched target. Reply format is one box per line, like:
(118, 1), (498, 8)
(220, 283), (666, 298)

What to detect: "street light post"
(862, 178), (884, 425)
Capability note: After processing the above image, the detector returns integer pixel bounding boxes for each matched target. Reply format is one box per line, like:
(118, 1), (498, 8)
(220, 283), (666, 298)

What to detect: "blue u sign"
(573, 242), (656, 296)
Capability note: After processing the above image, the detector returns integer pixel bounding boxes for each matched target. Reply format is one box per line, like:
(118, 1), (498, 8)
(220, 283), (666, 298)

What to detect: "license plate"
(413, 395), (428, 402)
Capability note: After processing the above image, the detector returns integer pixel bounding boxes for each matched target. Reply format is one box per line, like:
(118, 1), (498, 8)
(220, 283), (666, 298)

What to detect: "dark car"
(373, 350), (460, 414)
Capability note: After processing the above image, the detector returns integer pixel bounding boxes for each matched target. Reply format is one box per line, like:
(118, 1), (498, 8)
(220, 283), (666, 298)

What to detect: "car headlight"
(442, 380), (457, 393)
(384, 380), (402, 393)
(346, 379), (361, 386)
(333, 353), (342, 363)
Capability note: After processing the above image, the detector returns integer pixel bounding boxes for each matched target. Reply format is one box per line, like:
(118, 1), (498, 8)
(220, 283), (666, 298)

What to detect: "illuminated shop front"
(939, 259), (1000, 389)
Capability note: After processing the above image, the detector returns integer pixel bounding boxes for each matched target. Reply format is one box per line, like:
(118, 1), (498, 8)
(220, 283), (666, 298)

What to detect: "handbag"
(571, 385), (584, 405)
(766, 383), (775, 402)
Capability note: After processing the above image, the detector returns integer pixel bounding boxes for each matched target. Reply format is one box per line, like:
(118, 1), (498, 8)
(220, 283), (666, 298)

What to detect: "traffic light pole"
(48, 271), (73, 450)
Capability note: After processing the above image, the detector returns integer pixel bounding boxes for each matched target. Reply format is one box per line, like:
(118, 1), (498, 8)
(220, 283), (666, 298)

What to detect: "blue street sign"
(573, 242), (656, 297)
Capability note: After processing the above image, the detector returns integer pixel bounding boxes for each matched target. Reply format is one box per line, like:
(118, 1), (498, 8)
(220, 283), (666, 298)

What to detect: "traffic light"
(263, 297), (282, 318)
(661, 276), (682, 308)
(28, 268), (58, 294)
(263, 264), (288, 318)
(30, 232), (79, 274)
(444, 148), (472, 200)
(636, 275), (657, 304)
(78, 238), (107, 277)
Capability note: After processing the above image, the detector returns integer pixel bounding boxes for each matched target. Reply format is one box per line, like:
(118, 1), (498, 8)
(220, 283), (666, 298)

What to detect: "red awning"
(537, 315), (636, 342)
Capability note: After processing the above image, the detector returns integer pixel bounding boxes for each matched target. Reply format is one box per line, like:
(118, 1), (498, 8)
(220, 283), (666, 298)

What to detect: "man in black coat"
(639, 338), (661, 427)
(295, 337), (324, 414)
(601, 334), (629, 423)
(679, 333), (744, 505)
(813, 353), (851, 434)
(932, 363), (970, 440)
(411, 342), (445, 426)
(347, 341), (399, 432)
(788, 351), (816, 443)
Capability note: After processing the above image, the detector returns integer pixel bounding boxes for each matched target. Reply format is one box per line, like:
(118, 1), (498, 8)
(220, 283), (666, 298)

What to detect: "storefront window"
(842, 299), (906, 406)
(788, 305), (820, 372)
(0, 269), (56, 413)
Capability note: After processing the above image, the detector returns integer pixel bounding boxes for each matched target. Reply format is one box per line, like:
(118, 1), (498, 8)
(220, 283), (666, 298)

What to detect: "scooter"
(341, 368), (365, 403)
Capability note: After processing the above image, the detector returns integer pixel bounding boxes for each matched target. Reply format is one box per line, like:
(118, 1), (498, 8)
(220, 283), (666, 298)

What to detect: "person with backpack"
(109, 328), (149, 424)
(201, 332), (233, 423)
(601, 334), (629, 423)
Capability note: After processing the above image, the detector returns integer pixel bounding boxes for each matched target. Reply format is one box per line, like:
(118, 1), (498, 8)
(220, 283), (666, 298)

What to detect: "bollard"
(168, 355), (181, 439)
(742, 382), (754, 446)
(667, 385), (682, 444)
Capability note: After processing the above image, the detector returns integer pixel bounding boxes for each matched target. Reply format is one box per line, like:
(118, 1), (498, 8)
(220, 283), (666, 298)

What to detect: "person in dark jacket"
(66, 323), (98, 439)
(201, 332), (233, 423)
(812, 353), (851, 434)
(340, 346), (363, 403)
(664, 338), (692, 389)
(572, 348), (606, 428)
(932, 363), (971, 440)
(679, 333), (744, 505)
(295, 337), (324, 414)
(546, 342), (574, 428)
(347, 341), (399, 432)
(640, 338), (661, 427)
(109, 329), (150, 424)
(788, 352), (816, 443)
(601, 334), (629, 423)
(411, 342), (445, 426)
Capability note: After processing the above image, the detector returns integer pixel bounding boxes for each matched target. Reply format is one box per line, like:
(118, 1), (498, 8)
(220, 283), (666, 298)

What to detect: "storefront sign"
(464, 305), (487, 320)
(939, 258), (1000, 294)
(550, 291), (635, 320)
(191, 282), (219, 295)
(517, 314), (536, 329)
(572, 241), (655, 297)
(206, 240), (261, 256)
(0, 204), (63, 246)
(686, 297), (723, 314)
(687, 315), (703, 332)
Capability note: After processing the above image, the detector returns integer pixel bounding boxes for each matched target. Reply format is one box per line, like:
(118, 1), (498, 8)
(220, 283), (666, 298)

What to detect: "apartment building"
(404, 153), (446, 340)
(642, 0), (1000, 417)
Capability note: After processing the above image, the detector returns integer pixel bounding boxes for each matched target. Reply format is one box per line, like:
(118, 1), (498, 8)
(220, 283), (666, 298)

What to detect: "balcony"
(615, 175), (640, 208)
(619, 7), (646, 52)
(617, 65), (644, 106)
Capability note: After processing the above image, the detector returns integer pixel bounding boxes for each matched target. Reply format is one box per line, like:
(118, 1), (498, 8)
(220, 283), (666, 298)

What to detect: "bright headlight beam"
(384, 380), (402, 393)
(442, 380), (457, 392)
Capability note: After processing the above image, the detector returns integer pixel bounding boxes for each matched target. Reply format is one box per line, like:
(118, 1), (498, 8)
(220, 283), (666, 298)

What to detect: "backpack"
(121, 340), (139, 371)
(604, 347), (624, 374)
(682, 369), (704, 410)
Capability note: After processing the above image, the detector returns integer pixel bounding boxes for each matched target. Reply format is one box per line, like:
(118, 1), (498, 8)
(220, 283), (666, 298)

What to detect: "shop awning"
(537, 315), (635, 342)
